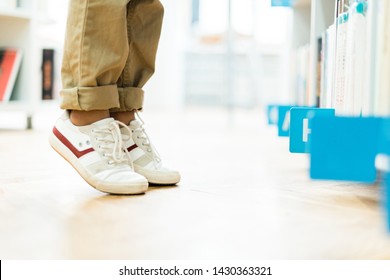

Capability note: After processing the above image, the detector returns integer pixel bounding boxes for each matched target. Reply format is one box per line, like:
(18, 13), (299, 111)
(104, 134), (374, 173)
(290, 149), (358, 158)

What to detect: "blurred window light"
(192, 0), (291, 46)
(192, 0), (200, 24)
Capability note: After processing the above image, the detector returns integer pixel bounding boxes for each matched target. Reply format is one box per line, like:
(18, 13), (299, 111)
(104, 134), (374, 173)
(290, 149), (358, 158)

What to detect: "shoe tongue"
(129, 119), (141, 129)
(78, 117), (115, 133)
(92, 117), (115, 127)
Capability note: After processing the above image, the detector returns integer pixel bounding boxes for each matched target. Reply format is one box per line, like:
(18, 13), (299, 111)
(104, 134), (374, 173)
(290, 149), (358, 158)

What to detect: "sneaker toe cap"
(92, 167), (148, 195)
(135, 165), (181, 185)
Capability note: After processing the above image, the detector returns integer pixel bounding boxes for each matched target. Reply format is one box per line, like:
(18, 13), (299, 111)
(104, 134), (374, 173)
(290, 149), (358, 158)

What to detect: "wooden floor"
(1, 107), (390, 259)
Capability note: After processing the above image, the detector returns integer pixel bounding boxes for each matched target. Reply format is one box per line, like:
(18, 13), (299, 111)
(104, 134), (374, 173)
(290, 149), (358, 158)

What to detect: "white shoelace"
(92, 120), (135, 169)
(134, 111), (162, 168)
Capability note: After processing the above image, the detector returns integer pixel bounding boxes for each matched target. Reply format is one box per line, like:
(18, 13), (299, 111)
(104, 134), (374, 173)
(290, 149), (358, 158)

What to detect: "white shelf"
(291, 4), (311, 48)
(0, 101), (34, 112)
(0, 8), (32, 20)
(0, 2), (40, 129)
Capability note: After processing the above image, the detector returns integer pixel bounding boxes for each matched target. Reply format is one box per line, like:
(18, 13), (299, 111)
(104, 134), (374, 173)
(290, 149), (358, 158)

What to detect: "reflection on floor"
(0, 107), (389, 259)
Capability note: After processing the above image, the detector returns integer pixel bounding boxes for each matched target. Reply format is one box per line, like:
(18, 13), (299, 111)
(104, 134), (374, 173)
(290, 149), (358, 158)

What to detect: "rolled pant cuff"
(110, 87), (144, 112)
(60, 85), (120, 111)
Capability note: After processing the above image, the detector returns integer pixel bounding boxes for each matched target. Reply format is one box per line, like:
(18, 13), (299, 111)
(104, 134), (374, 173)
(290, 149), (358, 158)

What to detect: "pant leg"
(60, 0), (130, 111)
(113, 0), (164, 112)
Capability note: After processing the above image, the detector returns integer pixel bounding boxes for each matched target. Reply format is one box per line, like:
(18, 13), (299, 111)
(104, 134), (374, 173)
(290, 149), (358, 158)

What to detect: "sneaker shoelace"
(92, 120), (135, 169)
(134, 111), (162, 169)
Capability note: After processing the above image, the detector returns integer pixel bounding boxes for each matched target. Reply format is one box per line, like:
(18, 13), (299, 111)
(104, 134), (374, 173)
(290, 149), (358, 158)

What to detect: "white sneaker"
(48, 111), (148, 194)
(122, 113), (181, 185)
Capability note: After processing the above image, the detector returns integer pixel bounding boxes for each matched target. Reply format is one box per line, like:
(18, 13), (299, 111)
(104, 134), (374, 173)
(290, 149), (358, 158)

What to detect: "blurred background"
(0, 0), (294, 125)
(146, 0), (292, 110)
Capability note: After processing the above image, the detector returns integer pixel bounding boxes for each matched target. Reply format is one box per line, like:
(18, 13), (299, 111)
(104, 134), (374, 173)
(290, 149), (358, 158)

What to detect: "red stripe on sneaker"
(53, 127), (95, 158)
(127, 144), (138, 152)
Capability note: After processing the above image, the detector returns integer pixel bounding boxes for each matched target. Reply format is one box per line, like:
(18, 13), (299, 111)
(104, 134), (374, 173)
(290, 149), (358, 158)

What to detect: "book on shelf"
(333, 11), (349, 114)
(42, 49), (55, 100)
(374, 0), (390, 116)
(320, 23), (336, 109)
(344, 0), (368, 116)
(316, 37), (322, 107)
(0, 48), (22, 102)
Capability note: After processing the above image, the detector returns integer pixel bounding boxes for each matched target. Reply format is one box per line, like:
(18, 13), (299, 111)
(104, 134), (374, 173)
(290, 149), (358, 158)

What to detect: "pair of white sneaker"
(49, 111), (180, 194)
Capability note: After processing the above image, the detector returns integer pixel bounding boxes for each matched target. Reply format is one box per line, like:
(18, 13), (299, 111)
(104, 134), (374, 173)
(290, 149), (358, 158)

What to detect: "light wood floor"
(1, 107), (390, 259)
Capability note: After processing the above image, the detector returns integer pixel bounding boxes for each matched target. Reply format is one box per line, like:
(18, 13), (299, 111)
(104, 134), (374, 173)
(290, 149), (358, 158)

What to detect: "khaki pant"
(60, 0), (164, 112)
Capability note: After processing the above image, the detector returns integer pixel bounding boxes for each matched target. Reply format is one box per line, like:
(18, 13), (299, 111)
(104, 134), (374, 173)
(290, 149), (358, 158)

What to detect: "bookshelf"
(285, 0), (390, 229)
(0, 1), (39, 129)
(290, 0), (386, 115)
(288, 0), (390, 173)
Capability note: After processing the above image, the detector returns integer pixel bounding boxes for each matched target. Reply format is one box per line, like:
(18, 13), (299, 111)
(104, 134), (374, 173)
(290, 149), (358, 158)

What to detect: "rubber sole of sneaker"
(134, 165), (181, 185)
(49, 131), (148, 195)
